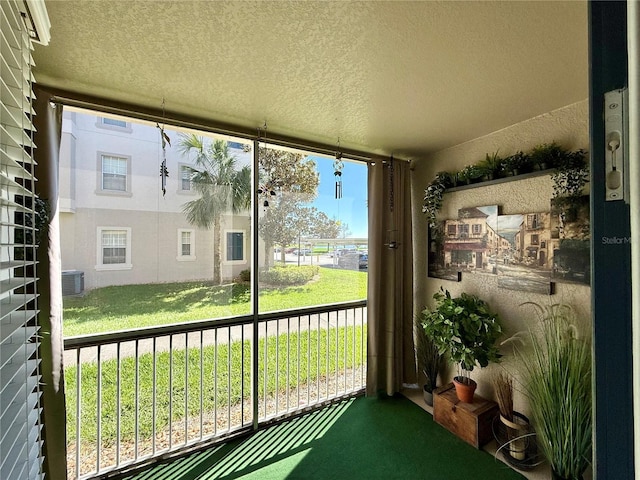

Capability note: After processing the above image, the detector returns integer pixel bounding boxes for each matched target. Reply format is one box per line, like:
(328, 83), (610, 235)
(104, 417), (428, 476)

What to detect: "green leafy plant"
(551, 149), (588, 198)
(514, 303), (591, 480)
(421, 288), (502, 384)
(501, 151), (531, 176)
(477, 151), (503, 180)
(530, 142), (565, 170)
(237, 269), (251, 282)
(422, 172), (452, 229)
(421, 144), (588, 229)
(458, 164), (482, 184)
(414, 313), (444, 393)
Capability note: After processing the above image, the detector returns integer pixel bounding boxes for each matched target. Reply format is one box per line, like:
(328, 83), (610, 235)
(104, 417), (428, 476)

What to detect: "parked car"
(338, 252), (368, 270)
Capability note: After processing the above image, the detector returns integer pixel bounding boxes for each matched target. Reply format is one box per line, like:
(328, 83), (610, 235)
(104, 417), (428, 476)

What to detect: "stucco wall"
(410, 100), (590, 412)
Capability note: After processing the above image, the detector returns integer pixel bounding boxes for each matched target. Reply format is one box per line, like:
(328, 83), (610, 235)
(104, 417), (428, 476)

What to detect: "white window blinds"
(1, 1), (49, 479)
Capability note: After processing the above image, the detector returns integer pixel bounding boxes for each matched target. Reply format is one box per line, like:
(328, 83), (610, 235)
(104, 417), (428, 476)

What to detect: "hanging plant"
(551, 149), (588, 198)
(422, 172), (452, 228)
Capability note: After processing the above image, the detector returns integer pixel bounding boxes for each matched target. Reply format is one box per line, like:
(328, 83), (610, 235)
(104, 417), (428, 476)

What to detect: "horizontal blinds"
(0, 1), (45, 479)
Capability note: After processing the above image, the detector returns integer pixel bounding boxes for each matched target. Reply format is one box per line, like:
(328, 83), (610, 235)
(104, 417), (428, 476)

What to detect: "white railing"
(63, 301), (367, 479)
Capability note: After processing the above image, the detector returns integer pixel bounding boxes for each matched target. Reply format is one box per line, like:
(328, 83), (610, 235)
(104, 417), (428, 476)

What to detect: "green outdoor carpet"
(124, 395), (525, 480)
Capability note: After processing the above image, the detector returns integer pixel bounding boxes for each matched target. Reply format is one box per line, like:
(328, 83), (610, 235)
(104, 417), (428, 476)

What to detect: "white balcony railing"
(63, 301), (367, 479)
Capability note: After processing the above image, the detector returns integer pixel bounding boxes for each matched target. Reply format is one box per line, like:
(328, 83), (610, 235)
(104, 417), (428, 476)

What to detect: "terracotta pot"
(452, 376), (477, 403)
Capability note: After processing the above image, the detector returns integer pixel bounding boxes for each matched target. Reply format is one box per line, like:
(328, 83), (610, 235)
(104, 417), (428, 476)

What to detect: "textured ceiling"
(33, 1), (588, 160)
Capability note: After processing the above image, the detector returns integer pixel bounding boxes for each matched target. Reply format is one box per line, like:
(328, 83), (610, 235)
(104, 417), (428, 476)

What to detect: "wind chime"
(156, 99), (170, 196)
(334, 139), (344, 199)
(256, 122), (277, 207)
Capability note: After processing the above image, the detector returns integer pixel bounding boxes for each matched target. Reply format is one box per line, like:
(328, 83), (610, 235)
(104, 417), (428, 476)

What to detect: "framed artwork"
(496, 212), (553, 295)
(550, 195), (590, 285)
(427, 205), (498, 281)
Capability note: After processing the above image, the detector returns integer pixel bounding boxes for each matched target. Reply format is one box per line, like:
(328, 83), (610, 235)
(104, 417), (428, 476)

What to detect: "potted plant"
(551, 149), (588, 222)
(414, 314), (445, 406)
(514, 303), (591, 480)
(421, 288), (502, 403)
(422, 172), (452, 229)
(501, 151), (531, 177)
(530, 141), (565, 171)
(458, 164), (482, 185)
(477, 151), (503, 181)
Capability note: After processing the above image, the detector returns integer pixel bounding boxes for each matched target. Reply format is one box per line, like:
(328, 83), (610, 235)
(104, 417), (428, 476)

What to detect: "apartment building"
(58, 110), (251, 291)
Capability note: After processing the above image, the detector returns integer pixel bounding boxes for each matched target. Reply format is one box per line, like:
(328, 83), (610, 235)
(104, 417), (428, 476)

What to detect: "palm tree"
(178, 134), (251, 284)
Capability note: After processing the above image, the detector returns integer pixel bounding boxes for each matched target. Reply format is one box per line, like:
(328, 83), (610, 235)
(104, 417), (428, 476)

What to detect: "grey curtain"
(366, 158), (416, 396)
(33, 85), (67, 479)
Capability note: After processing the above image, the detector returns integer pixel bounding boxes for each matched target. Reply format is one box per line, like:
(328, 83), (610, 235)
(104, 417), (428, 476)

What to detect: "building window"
(459, 224), (469, 238)
(472, 224), (482, 235)
(531, 234), (540, 245)
(96, 227), (132, 270)
(101, 155), (128, 192)
(96, 116), (132, 133)
(181, 165), (192, 191)
(177, 229), (196, 261)
(528, 214), (540, 229)
(102, 117), (127, 128)
(226, 231), (245, 262)
(447, 224), (456, 236)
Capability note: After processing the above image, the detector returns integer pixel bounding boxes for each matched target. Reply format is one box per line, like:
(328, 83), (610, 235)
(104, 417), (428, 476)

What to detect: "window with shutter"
(0, 1), (49, 478)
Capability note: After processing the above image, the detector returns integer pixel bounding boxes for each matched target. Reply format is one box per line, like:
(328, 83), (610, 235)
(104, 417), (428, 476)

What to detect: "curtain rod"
(42, 85), (405, 164)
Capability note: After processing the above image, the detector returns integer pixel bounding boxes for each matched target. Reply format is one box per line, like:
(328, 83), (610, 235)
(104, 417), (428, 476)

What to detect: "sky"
(306, 156), (368, 238)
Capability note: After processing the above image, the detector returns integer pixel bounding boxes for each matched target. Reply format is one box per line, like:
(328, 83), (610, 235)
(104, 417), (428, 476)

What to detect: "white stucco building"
(58, 110), (252, 292)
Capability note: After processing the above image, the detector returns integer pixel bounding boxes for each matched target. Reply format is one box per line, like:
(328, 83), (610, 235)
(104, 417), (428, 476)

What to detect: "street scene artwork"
(496, 212), (553, 294)
(428, 197), (591, 293)
(428, 205), (499, 282)
(550, 195), (590, 285)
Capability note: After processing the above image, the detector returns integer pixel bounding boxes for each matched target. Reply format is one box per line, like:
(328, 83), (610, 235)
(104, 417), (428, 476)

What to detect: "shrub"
(261, 265), (319, 286)
(237, 269), (251, 282)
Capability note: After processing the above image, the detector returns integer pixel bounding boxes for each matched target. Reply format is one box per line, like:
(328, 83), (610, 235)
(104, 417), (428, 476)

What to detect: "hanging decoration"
(156, 99), (170, 196)
(256, 121), (277, 207)
(334, 138), (344, 199)
(386, 155), (399, 249)
(388, 154), (395, 212)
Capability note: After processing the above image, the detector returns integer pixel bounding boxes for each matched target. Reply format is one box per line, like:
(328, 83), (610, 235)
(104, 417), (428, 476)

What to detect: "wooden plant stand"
(433, 382), (499, 449)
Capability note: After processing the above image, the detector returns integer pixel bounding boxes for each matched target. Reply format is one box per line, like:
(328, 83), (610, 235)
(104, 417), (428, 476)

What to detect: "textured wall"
(410, 100), (590, 411)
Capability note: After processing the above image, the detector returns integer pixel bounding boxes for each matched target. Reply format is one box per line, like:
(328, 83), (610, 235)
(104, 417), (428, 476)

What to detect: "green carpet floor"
(124, 395), (526, 480)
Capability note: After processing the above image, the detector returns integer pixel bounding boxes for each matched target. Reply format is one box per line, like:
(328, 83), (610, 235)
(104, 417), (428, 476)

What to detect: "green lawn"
(66, 325), (366, 444)
(64, 267), (367, 445)
(63, 267), (367, 337)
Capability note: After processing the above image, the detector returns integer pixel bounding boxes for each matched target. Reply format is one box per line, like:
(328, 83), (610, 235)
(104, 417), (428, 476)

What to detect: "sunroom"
(1, 1), (638, 480)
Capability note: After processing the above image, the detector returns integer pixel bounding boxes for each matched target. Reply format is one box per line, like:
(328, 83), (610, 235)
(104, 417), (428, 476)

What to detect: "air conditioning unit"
(62, 270), (84, 295)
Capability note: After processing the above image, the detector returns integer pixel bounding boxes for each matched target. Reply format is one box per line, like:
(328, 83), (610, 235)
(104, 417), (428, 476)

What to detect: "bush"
(261, 265), (319, 286)
(237, 269), (251, 282)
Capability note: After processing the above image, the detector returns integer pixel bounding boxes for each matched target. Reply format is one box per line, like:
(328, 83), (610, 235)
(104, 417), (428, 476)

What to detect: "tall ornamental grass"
(519, 303), (591, 480)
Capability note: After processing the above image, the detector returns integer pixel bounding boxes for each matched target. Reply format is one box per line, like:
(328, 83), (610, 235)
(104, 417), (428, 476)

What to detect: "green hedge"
(261, 265), (319, 286)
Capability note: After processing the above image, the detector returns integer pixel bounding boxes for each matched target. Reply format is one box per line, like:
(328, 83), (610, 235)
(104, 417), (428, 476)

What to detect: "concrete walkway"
(64, 307), (367, 366)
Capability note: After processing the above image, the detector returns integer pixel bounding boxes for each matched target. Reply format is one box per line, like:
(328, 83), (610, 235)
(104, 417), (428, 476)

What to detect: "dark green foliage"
(414, 314), (444, 392)
(501, 151), (531, 175)
(422, 288), (502, 378)
(261, 265), (319, 286)
(237, 269), (251, 282)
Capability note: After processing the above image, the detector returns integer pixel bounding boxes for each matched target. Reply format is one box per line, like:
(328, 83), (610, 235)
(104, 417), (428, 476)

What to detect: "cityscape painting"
(427, 205), (499, 281)
(550, 195), (590, 285)
(496, 212), (553, 294)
